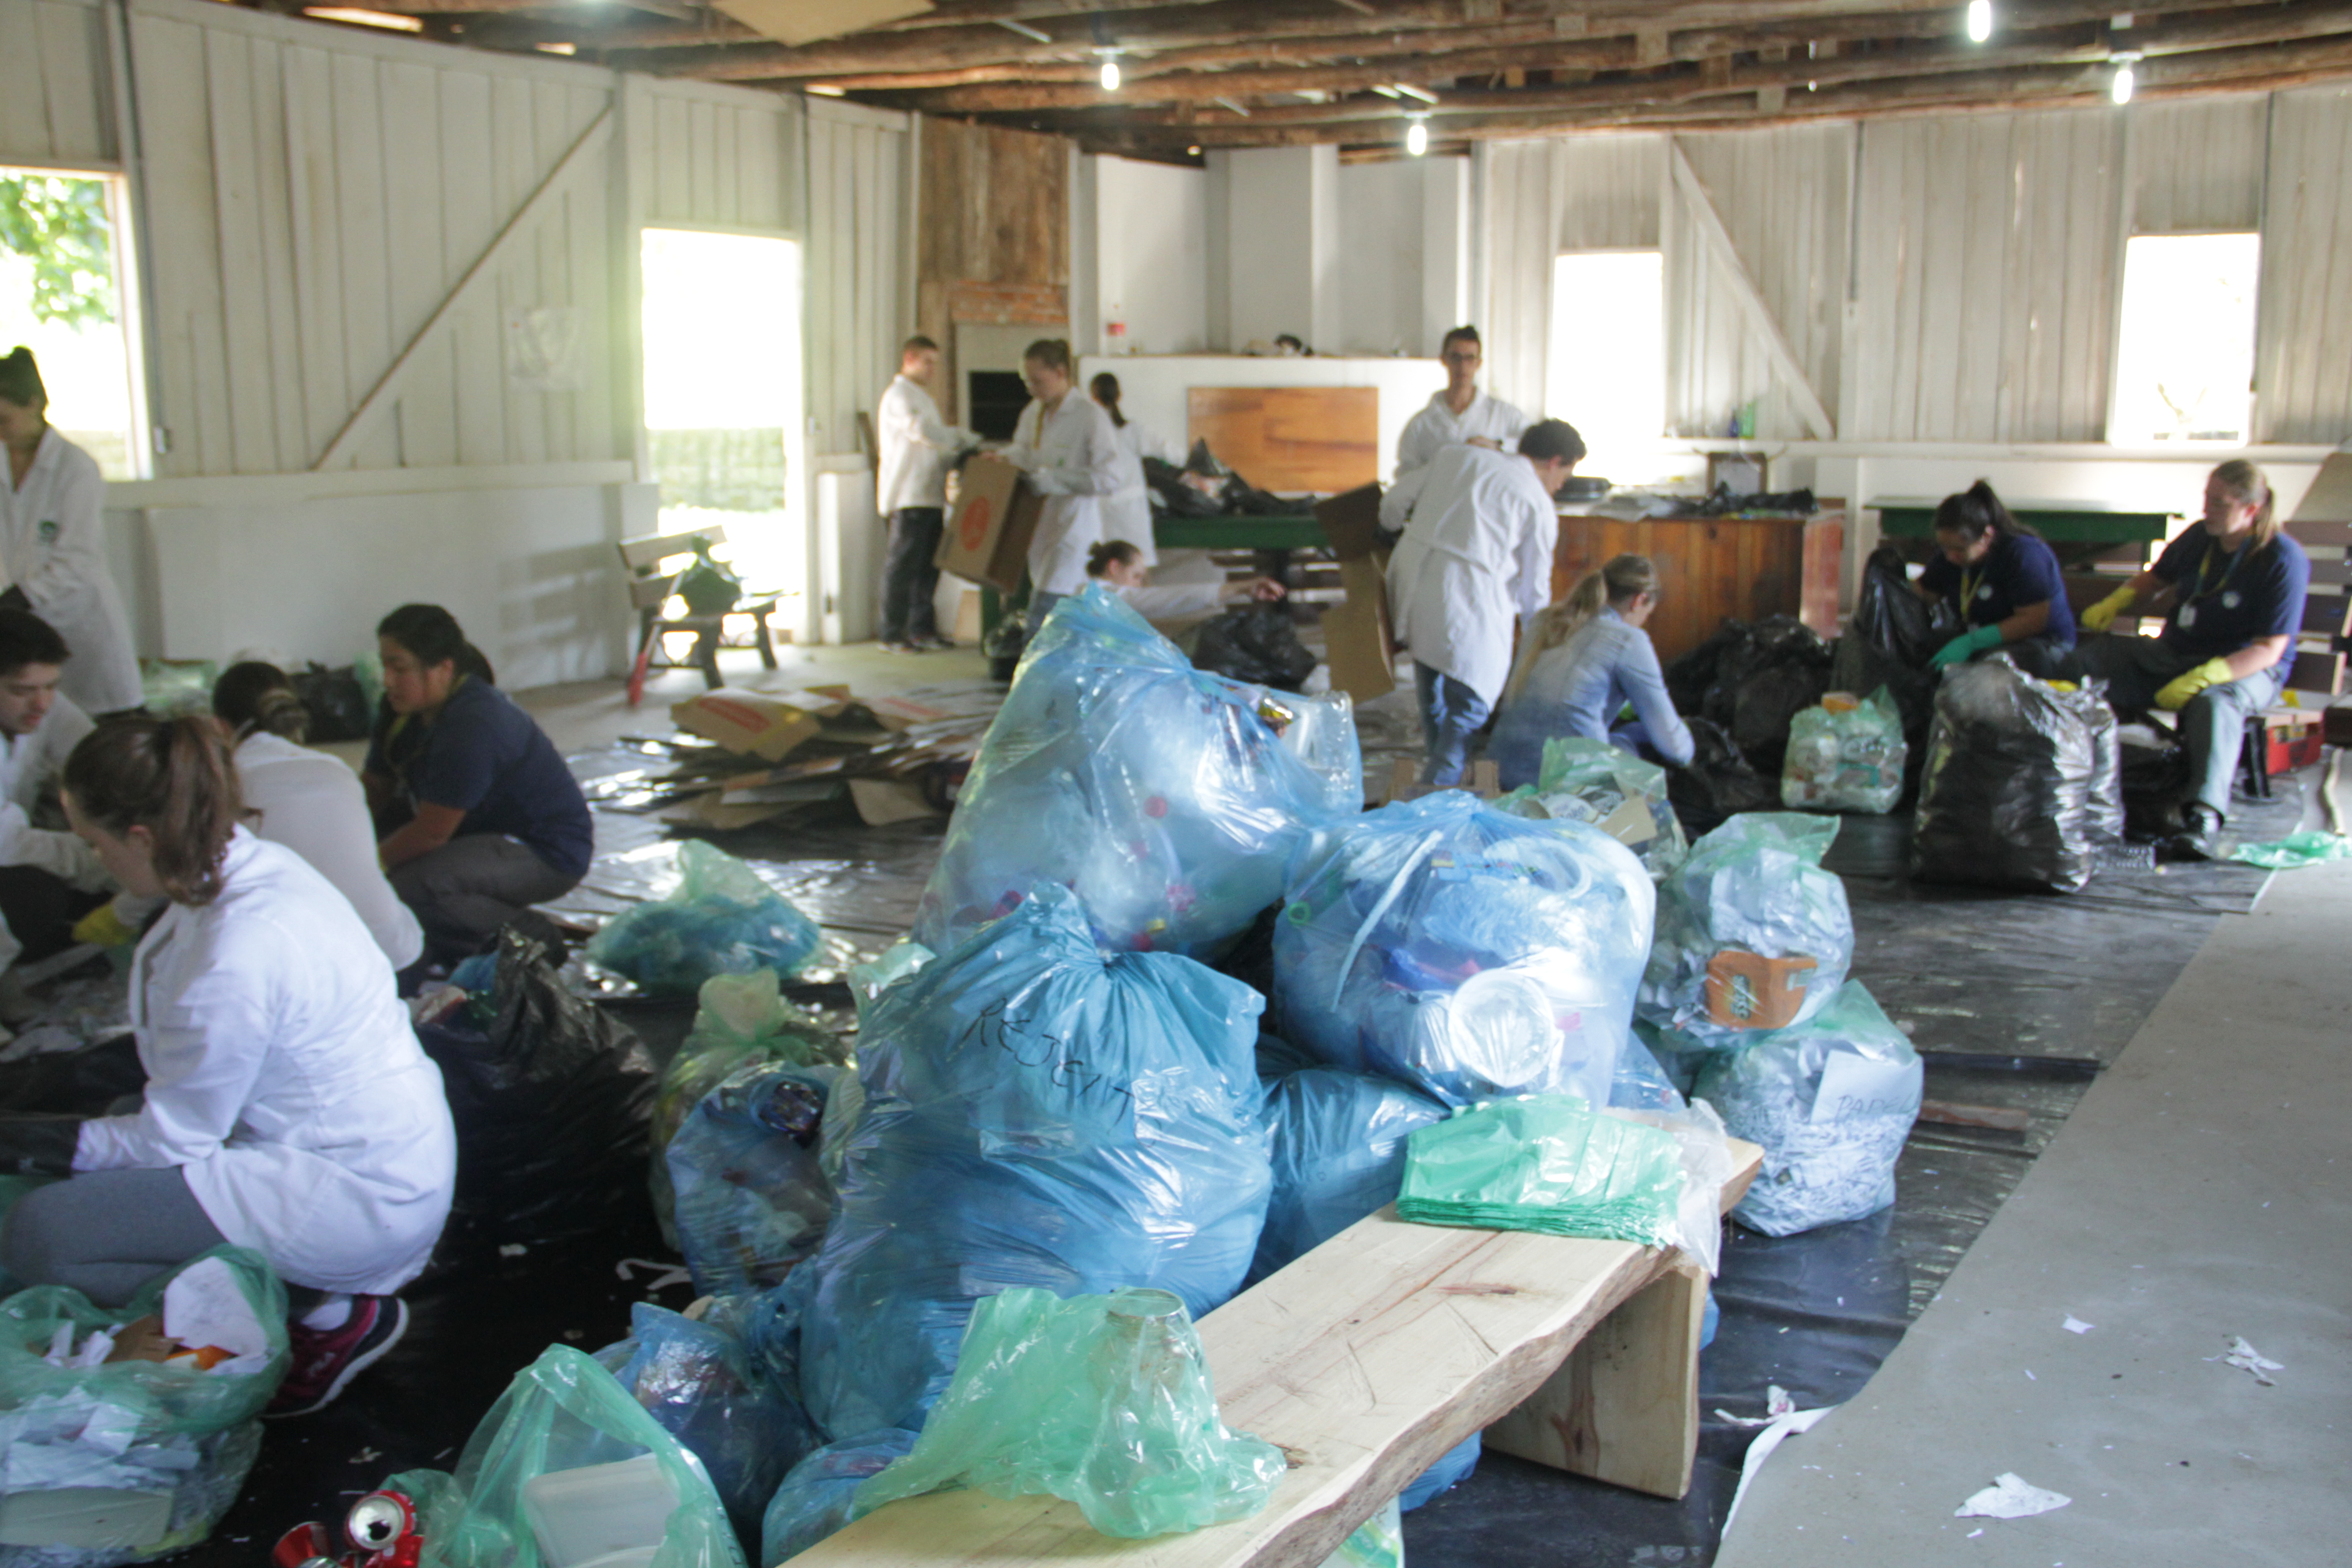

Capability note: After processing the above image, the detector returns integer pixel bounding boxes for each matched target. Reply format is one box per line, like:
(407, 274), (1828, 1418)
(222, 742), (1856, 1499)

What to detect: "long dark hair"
(377, 604), (495, 686)
(213, 662), (309, 742)
(0, 348), (45, 412)
(1089, 372), (1127, 428)
(1934, 480), (2035, 543)
(64, 717), (243, 906)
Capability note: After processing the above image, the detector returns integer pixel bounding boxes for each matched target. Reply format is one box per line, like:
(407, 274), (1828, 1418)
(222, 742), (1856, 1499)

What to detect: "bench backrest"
(618, 523), (729, 576)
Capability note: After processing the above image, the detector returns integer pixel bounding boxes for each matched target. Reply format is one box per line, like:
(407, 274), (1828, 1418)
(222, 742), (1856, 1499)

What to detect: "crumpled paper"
(2216, 1335), (2283, 1386)
(1955, 1472), (2071, 1519)
(0, 1392), (203, 1493)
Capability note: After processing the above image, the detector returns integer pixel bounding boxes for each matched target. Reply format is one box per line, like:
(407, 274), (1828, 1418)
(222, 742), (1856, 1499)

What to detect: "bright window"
(0, 168), (146, 478)
(2109, 232), (2259, 446)
(1546, 250), (1666, 483)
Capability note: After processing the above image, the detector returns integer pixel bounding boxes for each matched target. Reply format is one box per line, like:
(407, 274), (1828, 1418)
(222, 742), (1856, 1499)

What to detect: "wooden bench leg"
(1482, 1259), (1707, 1500)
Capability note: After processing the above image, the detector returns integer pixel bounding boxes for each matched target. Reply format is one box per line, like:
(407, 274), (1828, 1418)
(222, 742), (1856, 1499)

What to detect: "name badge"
(2177, 604), (2198, 628)
(2222, 590), (2242, 609)
(1975, 585), (1993, 601)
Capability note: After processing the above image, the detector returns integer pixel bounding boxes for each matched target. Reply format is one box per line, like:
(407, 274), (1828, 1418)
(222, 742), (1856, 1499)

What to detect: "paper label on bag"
(1811, 1051), (1922, 1125)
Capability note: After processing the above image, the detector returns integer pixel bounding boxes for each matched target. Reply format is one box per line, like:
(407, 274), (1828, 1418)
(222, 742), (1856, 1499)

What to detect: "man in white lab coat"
(1381, 419), (1587, 785)
(873, 336), (972, 653)
(1394, 326), (1532, 481)
(0, 608), (108, 980)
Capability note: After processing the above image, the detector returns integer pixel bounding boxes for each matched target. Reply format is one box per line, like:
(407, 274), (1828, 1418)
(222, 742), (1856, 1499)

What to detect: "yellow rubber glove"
(71, 902), (140, 949)
(2079, 585), (2138, 635)
(2154, 657), (2234, 711)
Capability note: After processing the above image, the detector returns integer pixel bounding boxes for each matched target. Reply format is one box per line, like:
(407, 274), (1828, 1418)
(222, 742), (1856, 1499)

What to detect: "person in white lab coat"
(1084, 539), (1286, 619)
(1003, 340), (1121, 630)
(0, 716), (454, 1417)
(1089, 372), (1186, 567)
(211, 662), (425, 972)
(874, 336), (973, 653)
(0, 608), (109, 980)
(0, 349), (143, 715)
(1381, 419), (1587, 785)
(1394, 326), (1531, 482)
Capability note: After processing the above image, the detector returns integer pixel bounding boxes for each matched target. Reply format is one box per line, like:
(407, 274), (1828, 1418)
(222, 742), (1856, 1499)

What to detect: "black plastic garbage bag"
(1849, 544), (1948, 666)
(1191, 604), (1317, 691)
(1665, 621), (1749, 717)
(415, 929), (659, 1239)
(1666, 717), (1780, 838)
(1732, 664), (1831, 776)
(2120, 727), (2191, 840)
(1911, 657), (2124, 894)
(1143, 457), (1223, 518)
(292, 662), (373, 743)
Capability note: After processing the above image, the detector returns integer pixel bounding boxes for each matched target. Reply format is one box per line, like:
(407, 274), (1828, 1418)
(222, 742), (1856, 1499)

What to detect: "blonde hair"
(2209, 459), (2278, 552)
(1505, 555), (1657, 701)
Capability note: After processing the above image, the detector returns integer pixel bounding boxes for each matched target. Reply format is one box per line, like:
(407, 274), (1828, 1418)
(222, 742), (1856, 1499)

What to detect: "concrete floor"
(1714, 853), (2352, 1568)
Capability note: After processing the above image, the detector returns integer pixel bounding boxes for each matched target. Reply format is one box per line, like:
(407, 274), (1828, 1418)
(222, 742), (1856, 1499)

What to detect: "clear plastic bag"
(1607, 1033), (1688, 1113)
(1494, 737), (1687, 881)
(587, 841), (823, 996)
(1396, 1095), (1688, 1248)
(667, 1062), (842, 1297)
(915, 584), (1340, 959)
(757, 1430), (916, 1567)
(1253, 1068), (1448, 1284)
(796, 884), (1273, 1440)
(0, 1248), (288, 1568)
(851, 1286), (1286, 1539)
(1693, 982), (1922, 1237)
(1637, 813), (1853, 1051)
(1273, 794), (1654, 1110)
(390, 1346), (744, 1568)
(1911, 657), (2124, 894)
(1318, 1498), (1402, 1568)
(1780, 688), (1906, 813)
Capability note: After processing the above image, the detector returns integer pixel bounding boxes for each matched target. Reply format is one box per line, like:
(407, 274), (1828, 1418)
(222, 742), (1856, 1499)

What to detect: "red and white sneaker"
(266, 1296), (409, 1418)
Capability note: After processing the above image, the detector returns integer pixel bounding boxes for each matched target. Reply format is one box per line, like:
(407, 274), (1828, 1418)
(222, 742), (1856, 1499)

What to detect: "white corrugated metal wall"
(0, 0), (113, 167)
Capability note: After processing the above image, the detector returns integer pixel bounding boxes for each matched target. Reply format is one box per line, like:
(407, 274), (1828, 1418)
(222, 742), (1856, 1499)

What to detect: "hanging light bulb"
(1965, 0), (1992, 43)
(1406, 118), (1429, 156)
(2111, 57), (2136, 103)
(1100, 58), (1121, 90)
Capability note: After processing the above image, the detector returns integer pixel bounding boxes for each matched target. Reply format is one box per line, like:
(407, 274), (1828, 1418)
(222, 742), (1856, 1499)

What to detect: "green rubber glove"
(2080, 585), (2138, 635)
(2155, 657), (2234, 711)
(1929, 624), (2005, 669)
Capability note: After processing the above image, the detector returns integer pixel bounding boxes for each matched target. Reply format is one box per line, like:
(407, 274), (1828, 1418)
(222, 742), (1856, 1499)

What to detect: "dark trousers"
(1975, 632), (2073, 681)
(879, 508), (945, 643)
(0, 865), (109, 965)
(389, 834), (582, 965)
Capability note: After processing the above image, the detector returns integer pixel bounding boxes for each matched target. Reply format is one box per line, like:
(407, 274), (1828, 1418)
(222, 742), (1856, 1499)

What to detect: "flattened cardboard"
(938, 457), (1043, 595)
(669, 688), (843, 762)
(1322, 556), (1396, 703)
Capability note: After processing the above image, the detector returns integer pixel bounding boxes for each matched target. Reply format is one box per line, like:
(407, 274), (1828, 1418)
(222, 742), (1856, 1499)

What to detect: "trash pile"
(1781, 688), (1907, 814)
(1911, 657), (2123, 894)
(1494, 735), (1689, 879)
(584, 842), (824, 996)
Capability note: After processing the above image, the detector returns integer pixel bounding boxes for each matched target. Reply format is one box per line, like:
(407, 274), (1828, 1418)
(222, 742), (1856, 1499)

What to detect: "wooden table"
(1870, 496), (2175, 569)
(1553, 509), (1845, 667)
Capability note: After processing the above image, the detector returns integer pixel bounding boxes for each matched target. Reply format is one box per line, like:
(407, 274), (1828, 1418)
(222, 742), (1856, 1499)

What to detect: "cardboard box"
(669, 687), (847, 762)
(937, 457), (1043, 595)
(1314, 484), (1396, 703)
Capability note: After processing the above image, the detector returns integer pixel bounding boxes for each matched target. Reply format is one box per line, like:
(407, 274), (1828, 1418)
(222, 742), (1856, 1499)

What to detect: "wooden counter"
(1553, 508), (1844, 666)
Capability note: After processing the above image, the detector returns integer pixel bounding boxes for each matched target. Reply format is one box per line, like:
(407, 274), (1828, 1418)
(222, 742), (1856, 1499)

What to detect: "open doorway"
(639, 228), (806, 639)
(1, 167), (147, 478)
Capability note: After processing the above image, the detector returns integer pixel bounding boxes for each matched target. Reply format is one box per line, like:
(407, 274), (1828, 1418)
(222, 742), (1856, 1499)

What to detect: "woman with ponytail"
(0, 716), (455, 1415)
(1003, 340), (1121, 629)
(1089, 372), (1186, 569)
(212, 662), (422, 970)
(1488, 553), (1693, 789)
(1911, 480), (2074, 676)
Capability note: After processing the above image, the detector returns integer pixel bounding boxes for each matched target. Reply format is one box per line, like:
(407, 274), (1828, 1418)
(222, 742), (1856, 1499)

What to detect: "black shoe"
(2163, 808), (2224, 863)
(920, 635), (957, 651)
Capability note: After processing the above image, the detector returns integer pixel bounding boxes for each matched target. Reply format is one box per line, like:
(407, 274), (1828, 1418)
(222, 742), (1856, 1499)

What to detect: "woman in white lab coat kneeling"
(0, 716), (456, 1417)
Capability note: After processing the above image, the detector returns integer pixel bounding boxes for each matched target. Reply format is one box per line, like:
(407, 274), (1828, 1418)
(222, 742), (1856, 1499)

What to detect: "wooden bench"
(788, 1141), (1763, 1568)
(618, 523), (784, 693)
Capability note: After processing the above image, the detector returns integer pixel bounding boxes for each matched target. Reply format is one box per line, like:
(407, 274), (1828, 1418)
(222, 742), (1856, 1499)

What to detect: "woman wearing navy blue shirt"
(363, 605), (593, 964)
(1911, 481), (2075, 678)
(2070, 461), (2310, 860)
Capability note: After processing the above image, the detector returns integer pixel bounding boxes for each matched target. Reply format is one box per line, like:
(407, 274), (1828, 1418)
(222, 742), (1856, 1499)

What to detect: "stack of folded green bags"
(1396, 1095), (1687, 1247)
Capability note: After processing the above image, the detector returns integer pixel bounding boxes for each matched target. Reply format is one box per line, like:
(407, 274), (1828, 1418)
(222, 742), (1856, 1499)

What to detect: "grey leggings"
(0, 1166), (228, 1308)
(390, 833), (582, 964)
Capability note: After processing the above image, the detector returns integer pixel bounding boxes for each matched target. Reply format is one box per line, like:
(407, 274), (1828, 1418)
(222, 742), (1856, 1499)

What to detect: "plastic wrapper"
(1396, 1095), (1687, 1247)
(1602, 1100), (1735, 1275)
(915, 585), (1338, 959)
(1191, 603), (1318, 691)
(852, 1286), (1285, 1539)
(1638, 813), (1853, 1051)
(796, 884), (1273, 1439)
(587, 841), (823, 996)
(667, 1062), (841, 1297)
(416, 929), (657, 1241)
(1273, 794), (1654, 1111)
(1252, 1069), (1448, 1284)
(1910, 657), (2124, 895)
(651, 974), (845, 1248)
(757, 1431), (917, 1567)
(1780, 688), (1907, 813)
(0, 1249), (287, 1568)
(1274, 691), (1364, 817)
(1694, 982), (1921, 1237)
(606, 1301), (821, 1554)
(1494, 737), (1686, 880)
(1664, 717), (1780, 839)
(2231, 831), (2352, 868)
(391, 1346), (742, 1568)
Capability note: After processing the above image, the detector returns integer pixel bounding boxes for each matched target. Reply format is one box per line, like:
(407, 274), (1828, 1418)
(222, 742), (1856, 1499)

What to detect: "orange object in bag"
(1703, 950), (1819, 1030)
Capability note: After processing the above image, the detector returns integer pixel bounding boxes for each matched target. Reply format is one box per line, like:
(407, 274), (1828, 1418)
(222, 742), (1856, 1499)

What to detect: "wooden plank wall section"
(0, 0), (112, 167)
(915, 118), (1070, 420)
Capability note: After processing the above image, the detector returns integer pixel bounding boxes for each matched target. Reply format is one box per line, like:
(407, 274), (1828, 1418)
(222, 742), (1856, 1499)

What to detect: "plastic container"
(519, 1455), (678, 1568)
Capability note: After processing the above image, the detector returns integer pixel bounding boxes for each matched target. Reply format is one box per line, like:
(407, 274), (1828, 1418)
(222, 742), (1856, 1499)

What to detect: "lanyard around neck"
(2184, 536), (2249, 605)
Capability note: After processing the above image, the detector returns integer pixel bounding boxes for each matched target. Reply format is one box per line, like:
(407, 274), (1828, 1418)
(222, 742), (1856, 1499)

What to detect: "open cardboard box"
(670, 686), (851, 763)
(1315, 483), (1396, 703)
(937, 457), (1042, 596)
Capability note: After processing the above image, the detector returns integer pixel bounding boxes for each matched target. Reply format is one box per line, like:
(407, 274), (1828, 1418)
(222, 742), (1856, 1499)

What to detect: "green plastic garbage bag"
(0, 1247), (288, 1568)
(1494, 736), (1688, 880)
(849, 1286), (1286, 1540)
(389, 1345), (745, 1568)
(2228, 831), (2352, 869)
(1780, 687), (1906, 813)
(1396, 1096), (1688, 1247)
(586, 842), (823, 997)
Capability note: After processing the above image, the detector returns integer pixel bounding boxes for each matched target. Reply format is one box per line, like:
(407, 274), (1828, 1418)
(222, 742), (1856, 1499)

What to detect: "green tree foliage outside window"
(0, 175), (117, 328)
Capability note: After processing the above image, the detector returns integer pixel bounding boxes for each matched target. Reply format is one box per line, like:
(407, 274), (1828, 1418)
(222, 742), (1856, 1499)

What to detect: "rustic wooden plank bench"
(788, 1139), (1764, 1568)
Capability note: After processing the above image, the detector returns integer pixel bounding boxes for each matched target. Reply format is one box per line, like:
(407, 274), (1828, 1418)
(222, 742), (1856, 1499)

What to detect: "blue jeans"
(1414, 662), (1491, 786)
(2073, 634), (2288, 822)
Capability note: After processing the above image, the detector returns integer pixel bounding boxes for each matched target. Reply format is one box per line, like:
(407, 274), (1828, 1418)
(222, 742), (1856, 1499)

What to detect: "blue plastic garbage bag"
(1637, 813), (1853, 1051)
(1252, 1068), (1448, 1284)
(1272, 794), (1654, 1110)
(608, 1299), (823, 1554)
(915, 585), (1339, 959)
(586, 840), (823, 996)
(758, 1430), (917, 1567)
(667, 1062), (843, 1297)
(1400, 1436), (1481, 1512)
(795, 884), (1274, 1439)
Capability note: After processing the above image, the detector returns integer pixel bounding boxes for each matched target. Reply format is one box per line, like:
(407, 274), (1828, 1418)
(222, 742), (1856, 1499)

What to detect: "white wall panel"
(2132, 94), (2267, 235)
(804, 99), (909, 465)
(0, 0), (111, 167)
(2256, 83), (2352, 445)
